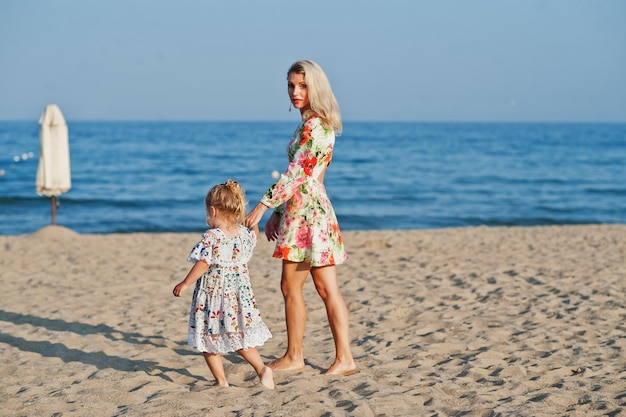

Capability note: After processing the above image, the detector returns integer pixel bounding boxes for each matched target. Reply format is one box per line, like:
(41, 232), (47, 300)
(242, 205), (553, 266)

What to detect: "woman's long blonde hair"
(205, 179), (246, 224)
(288, 60), (342, 135)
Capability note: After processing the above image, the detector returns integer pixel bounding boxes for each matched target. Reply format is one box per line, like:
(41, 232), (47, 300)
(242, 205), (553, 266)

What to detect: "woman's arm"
(249, 223), (260, 238)
(244, 202), (269, 229)
(260, 117), (334, 209)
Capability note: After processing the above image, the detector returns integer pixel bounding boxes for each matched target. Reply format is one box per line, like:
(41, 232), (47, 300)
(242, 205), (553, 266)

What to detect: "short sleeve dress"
(186, 225), (272, 353)
(261, 115), (348, 267)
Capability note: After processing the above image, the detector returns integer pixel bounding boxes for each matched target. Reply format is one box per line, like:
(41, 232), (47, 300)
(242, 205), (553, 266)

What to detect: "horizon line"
(1, 119), (625, 125)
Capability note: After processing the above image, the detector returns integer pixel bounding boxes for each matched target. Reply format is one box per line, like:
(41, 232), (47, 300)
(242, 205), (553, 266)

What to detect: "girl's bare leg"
(202, 352), (229, 386)
(311, 265), (357, 375)
(269, 260), (310, 371)
(237, 347), (275, 389)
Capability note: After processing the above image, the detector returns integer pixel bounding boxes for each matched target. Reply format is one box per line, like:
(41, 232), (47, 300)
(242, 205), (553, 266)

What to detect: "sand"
(0, 224), (625, 416)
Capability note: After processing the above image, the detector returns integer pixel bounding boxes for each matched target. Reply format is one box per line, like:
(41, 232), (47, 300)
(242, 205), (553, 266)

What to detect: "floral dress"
(261, 115), (348, 267)
(186, 225), (272, 354)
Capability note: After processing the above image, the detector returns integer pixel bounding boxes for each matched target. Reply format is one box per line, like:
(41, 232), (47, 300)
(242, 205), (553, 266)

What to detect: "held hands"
(245, 203), (281, 241)
(244, 203), (268, 230)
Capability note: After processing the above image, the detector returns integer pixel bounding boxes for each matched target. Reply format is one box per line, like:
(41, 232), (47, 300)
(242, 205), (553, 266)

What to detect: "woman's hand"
(265, 211), (281, 241)
(245, 203), (268, 229)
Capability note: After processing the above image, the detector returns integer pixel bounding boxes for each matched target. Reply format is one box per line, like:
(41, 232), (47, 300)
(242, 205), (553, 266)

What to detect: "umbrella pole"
(51, 196), (56, 225)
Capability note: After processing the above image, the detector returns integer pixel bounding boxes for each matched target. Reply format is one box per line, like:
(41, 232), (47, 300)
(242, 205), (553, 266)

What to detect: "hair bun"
(225, 179), (240, 191)
(206, 180), (247, 224)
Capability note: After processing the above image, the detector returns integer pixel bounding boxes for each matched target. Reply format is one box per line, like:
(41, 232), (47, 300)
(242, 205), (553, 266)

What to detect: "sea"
(1, 121), (624, 235)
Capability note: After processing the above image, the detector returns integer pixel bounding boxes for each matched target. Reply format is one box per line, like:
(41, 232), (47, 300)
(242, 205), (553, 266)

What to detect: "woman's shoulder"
(302, 112), (322, 127)
(302, 114), (333, 136)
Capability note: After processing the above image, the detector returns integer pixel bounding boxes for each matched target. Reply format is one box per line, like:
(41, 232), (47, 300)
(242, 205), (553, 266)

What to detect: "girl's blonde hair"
(205, 179), (246, 224)
(288, 60), (342, 135)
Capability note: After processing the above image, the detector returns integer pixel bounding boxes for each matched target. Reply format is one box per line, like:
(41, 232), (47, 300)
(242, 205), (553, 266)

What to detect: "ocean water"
(1, 121), (624, 235)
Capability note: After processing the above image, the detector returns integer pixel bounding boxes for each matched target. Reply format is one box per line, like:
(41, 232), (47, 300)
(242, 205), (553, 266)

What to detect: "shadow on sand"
(0, 309), (203, 382)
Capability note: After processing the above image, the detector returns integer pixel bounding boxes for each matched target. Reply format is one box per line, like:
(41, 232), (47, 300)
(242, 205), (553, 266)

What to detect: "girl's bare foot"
(323, 360), (358, 376)
(268, 355), (305, 371)
(214, 381), (230, 387)
(259, 366), (275, 390)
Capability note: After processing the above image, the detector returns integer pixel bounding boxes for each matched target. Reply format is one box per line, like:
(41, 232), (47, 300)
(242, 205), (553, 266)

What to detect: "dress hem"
(271, 253), (347, 267)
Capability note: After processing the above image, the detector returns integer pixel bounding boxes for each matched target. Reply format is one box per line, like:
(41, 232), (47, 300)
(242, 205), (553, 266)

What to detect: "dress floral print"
(186, 225), (272, 353)
(261, 116), (348, 267)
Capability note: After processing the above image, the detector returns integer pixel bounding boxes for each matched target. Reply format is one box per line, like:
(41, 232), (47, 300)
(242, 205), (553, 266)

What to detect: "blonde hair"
(288, 60), (342, 135)
(205, 179), (246, 224)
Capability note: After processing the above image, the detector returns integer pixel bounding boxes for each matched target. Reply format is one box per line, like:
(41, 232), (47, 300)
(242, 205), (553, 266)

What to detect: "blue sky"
(1, 0), (624, 122)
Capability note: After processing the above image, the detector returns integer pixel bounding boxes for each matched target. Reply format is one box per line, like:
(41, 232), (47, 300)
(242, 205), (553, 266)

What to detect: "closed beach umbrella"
(36, 104), (71, 225)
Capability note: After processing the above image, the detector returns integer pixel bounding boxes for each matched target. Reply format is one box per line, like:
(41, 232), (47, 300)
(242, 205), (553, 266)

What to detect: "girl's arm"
(172, 260), (209, 297)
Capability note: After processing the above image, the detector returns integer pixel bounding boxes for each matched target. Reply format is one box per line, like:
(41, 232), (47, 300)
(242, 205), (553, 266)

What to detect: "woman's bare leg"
(237, 347), (275, 389)
(311, 265), (357, 375)
(202, 352), (229, 386)
(269, 260), (310, 371)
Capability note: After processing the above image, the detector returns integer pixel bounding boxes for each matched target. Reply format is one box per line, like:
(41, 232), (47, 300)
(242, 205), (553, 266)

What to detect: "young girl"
(173, 180), (274, 389)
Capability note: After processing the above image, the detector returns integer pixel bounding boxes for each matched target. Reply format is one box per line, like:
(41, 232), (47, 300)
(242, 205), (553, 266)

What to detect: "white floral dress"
(261, 115), (347, 267)
(186, 225), (272, 353)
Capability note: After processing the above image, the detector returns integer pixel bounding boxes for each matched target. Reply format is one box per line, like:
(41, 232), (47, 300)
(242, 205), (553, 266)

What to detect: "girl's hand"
(265, 211), (281, 241)
(173, 281), (190, 297)
(173, 260), (209, 297)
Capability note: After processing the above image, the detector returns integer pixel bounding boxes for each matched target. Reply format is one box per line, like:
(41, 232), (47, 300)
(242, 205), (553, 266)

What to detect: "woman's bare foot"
(268, 355), (305, 371)
(214, 380), (230, 387)
(259, 366), (275, 390)
(323, 360), (358, 376)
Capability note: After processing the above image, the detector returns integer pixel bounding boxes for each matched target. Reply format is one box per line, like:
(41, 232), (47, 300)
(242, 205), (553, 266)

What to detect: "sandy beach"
(0, 224), (624, 416)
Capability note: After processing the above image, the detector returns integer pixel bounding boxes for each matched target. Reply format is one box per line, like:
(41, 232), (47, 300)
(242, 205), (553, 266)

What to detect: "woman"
(245, 60), (357, 376)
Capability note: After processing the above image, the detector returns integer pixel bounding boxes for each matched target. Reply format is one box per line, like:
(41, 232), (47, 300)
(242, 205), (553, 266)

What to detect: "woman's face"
(287, 72), (310, 112)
